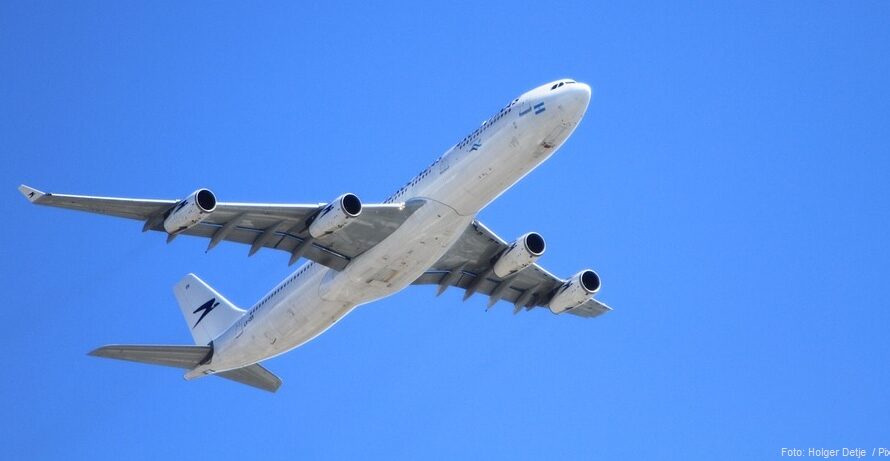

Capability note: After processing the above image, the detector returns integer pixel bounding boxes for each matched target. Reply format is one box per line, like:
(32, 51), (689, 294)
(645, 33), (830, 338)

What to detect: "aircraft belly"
(207, 274), (357, 371)
(321, 199), (472, 303)
(200, 202), (472, 372)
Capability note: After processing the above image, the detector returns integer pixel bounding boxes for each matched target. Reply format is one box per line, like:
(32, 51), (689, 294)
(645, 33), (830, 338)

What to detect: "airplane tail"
(87, 275), (281, 393)
(173, 273), (245, 345)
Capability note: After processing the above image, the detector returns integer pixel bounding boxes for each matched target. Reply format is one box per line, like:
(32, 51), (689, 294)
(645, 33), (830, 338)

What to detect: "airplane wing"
(19, 185), (423, 270)
(413, 220), (612, 317)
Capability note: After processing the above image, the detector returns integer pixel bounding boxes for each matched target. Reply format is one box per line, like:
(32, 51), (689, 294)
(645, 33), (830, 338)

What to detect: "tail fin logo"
(192, 298), (220, 328)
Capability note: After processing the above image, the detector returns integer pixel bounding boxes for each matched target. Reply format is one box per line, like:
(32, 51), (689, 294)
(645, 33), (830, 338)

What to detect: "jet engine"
(548, 269), (601, 314)
(308, 193), (363, 238)
(492, 232), (546, 278)
(163, 188), (217, 234)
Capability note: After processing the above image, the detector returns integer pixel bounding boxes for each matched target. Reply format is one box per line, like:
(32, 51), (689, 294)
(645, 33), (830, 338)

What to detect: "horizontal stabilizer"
(217, 363), (282, 393)
(89, 344), (211, 369)
(565, 297), (612, 318)
(90, 344), (282, 392)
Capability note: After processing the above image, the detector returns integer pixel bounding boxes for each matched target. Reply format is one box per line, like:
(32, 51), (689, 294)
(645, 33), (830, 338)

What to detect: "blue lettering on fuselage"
(384, 96), (529, 204)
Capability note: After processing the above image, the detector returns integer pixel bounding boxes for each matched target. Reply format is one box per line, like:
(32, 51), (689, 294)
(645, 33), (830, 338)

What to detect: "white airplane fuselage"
(188, 80), (592, 378)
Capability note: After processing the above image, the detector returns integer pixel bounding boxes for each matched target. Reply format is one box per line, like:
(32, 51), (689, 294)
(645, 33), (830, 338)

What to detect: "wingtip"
(87, 345), (111, 357)
(18, 184), (45, 203)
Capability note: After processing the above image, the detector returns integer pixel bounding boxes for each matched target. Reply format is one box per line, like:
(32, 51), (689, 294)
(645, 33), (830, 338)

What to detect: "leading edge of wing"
(19, 184), (175, 207)
(19, 185), (324, 211)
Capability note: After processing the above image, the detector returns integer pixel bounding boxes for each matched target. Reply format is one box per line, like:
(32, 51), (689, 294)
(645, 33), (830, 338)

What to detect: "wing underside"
(19, 185), (422, 270)
(20, 185), (610, 317)
(413, 220), (612, 317)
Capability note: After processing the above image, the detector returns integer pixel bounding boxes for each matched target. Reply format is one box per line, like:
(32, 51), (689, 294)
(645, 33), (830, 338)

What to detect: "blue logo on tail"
(192, 298), (219, 328)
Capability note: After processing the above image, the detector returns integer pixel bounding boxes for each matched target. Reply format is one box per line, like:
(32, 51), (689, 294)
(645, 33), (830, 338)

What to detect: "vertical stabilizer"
(174, 274), (244, 345)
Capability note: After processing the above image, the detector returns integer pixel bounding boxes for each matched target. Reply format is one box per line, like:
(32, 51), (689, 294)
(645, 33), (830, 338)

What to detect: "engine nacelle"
(492, 232), (546, 278)
(163, 188), (217, 234)
(548, 269), (601, 314)
(308, 193), (362, 238)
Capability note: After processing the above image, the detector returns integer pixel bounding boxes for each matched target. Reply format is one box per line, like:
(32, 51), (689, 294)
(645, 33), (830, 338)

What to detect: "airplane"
(19, 78), (611, 392)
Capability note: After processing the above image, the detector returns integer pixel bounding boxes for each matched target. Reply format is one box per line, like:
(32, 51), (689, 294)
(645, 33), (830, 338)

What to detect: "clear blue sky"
(3, 1), (889, 459)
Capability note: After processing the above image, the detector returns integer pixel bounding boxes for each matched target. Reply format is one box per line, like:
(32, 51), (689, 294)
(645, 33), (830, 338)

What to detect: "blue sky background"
(3, 1), (889, 459)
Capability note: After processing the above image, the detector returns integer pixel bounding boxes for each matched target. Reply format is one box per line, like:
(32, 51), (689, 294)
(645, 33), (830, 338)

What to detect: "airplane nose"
(562, 82), (591, 115)
(576, 82), (592, 101)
